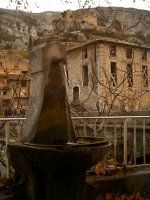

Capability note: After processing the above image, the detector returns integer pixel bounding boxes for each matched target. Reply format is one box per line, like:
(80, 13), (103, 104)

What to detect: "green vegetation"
(3, 44), (13, 50)
(20, 49), (29, 59)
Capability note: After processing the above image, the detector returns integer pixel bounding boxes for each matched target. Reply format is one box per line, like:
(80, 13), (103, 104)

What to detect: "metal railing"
(0, 117), (25, 178)
(72, 116), (150, 168)
(0, 116), (150, 178)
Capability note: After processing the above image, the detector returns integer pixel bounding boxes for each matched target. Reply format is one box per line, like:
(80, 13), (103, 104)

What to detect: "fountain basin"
(8, 140), (110, 170)
(7, 141), (111, 200)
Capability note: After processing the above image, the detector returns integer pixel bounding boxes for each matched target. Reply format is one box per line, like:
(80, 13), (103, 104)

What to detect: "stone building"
(67, 38), (150, 115)
(0, 50), (30, 115)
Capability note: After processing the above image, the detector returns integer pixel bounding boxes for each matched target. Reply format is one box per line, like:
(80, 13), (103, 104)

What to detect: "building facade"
(67, 38), (150, 115)
(0, 50), (30, 115)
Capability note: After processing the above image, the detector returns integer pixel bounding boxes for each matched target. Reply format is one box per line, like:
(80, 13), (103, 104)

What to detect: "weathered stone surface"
(8, 141), (110, 200)
(86, 167), (150, 199)
(21, 42), (76, 144)
(0, 7), (150, 49)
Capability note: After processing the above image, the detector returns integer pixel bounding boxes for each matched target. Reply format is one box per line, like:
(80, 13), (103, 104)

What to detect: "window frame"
(126, 64), (133, 88)
(73, 86), (80, 103)
(110, 45), (116, 57)
(142, 65), (148, 88)
(82, 48), (88, 59)
(21, 80), (27, 88)
(110, 62), (117, 87)
(82, 65), (89, 87)
(141, 49), (147, 60)
(126, 48), (133, 59)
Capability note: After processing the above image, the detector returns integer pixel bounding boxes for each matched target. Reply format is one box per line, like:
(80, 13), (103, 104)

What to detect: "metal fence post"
(123, 118), (128, 166)
(104, 119), (106, 136)
(94, 119), (97, 137)
(143, 118), (146, 164)
(17, 120), (21, 142)
(114, 119), (117, 166)
(5, 121), (10, 179)
(133, 119), (137, 166)
(83, 119), (86, 137)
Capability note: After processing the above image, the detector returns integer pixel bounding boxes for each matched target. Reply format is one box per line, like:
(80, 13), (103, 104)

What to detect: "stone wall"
(67, 39), (150, 113)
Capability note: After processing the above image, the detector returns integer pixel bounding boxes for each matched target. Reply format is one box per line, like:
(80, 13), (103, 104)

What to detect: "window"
(0, 78), (6, 84)
(110, 45), (116, 57)
(3, 91), (7, 95)
(82, 48), (88, 59)
(1, 90), (7, 95)
(126, 48), (133, 58)
(141, 49), (147, 60)
(73, 86), (80, 104)
(22, 71), (28, 75)
(126, 64), (133, 87)
(82, 65), (88, 86)
(142, 65), (148, 88)
(21, 80), (27, 87)
(110, 62), (117, 86)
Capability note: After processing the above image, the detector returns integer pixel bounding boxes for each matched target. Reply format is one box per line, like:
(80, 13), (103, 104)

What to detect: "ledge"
(86, 167), (150, 200)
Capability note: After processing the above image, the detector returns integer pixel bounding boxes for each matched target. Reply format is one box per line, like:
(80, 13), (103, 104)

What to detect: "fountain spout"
(21, 42), (76, 144)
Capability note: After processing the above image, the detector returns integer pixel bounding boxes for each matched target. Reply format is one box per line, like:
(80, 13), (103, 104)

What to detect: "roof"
(0, 74), (30, 81)
(67, 37), (150, 52)
(8, 74), (30, 81)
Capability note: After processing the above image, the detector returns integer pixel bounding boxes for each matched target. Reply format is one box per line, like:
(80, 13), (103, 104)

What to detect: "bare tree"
(0, 50), (30, 169)
(91, 62), (147, 116)
(70, 63), (147, 117)
(0, 50), (30, 116)
(7, 0), (150, 11)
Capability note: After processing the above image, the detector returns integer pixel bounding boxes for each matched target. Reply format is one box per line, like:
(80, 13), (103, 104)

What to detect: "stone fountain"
(7, 42), (111, 200)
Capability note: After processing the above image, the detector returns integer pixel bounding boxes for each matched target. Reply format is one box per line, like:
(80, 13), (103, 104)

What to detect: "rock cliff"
(0, 7), (150, 49)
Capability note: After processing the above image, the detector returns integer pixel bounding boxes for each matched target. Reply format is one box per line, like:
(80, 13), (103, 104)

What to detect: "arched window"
(73, 86), (80, 104)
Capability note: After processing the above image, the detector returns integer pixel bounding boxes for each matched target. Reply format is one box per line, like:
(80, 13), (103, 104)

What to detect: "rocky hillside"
(0, 7), (150, 49)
